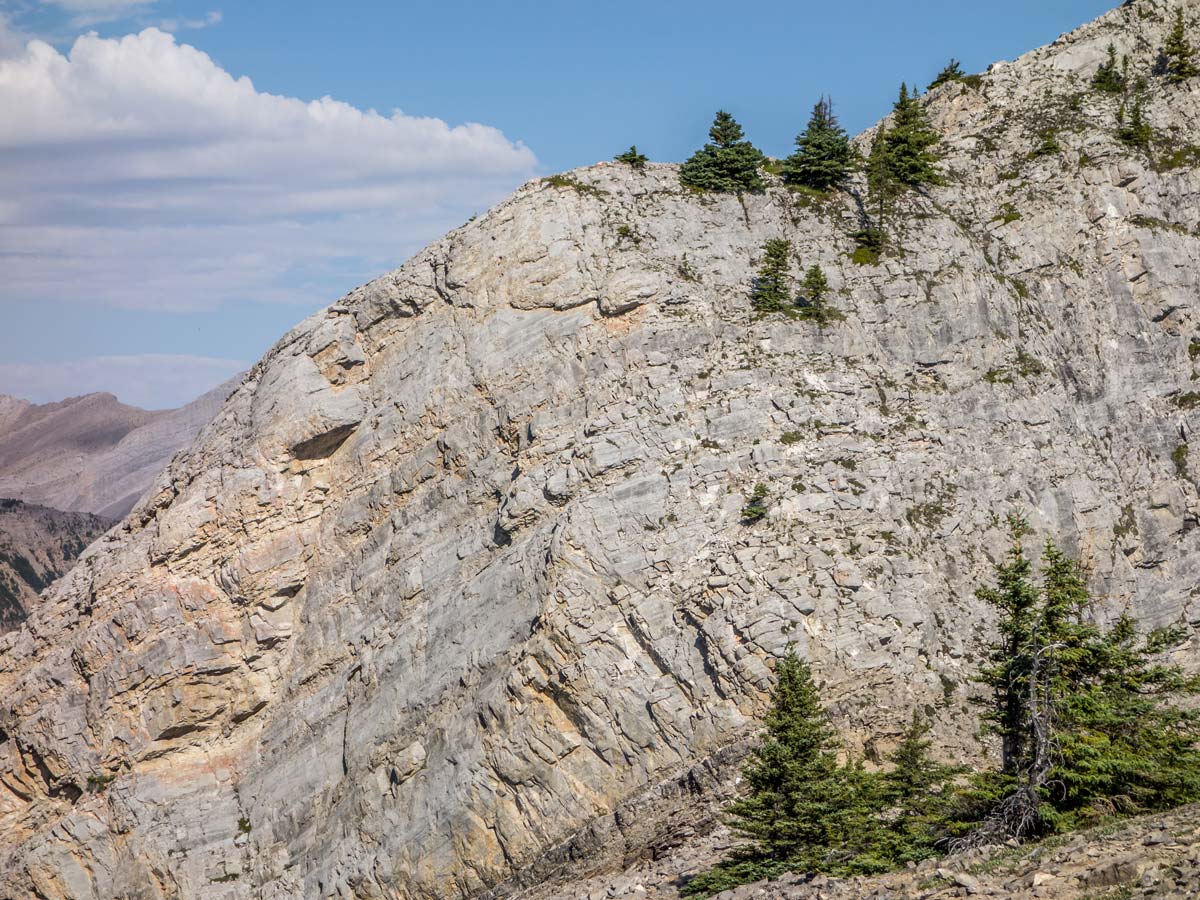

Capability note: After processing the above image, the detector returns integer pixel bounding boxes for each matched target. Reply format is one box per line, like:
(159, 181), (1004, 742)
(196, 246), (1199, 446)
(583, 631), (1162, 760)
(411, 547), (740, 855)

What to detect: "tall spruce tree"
(722, 653), (866, 867)
(1163, 6), (1198, 84)
(684, 653), (889, 895)
(750, 239), (793, 313)
(875, 714), (960, 864)
(883, 83), (943, 188)
(679, 111), (766, 193)
(975, 517), (1040, 777)
(782, 97), (855, 191)
(959, 527), (1200, 848)
(857, 128), (897, 254)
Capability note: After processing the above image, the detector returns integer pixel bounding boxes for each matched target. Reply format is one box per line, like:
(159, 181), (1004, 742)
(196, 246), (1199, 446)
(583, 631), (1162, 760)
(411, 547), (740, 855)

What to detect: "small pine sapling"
(614, 145), (649, 170)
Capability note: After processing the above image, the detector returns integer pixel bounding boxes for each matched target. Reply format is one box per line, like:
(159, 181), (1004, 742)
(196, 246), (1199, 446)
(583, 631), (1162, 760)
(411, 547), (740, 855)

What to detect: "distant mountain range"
(0, 377), (239, 632)
(0, 499), (112, 632)
(0, 377), (238, 520)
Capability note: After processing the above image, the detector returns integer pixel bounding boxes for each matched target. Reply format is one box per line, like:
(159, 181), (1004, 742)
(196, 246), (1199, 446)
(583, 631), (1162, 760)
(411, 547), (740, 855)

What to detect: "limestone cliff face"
(2, 3), (1200, 897)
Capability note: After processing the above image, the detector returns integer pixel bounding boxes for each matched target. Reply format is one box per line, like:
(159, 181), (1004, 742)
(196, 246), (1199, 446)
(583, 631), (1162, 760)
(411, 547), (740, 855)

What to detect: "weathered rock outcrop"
(0, 500), (112, 633)
(2, 3), (1199, 898)
(0, 378), (238, 520)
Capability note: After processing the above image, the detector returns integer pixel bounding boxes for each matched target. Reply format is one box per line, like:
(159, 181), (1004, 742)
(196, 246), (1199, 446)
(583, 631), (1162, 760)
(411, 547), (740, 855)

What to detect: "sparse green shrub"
(983, 350), (1044, 386)
(780, 431), (802, 445)
(929, 59), (965, 90)
(1117, 95), (1153, 149)
(1113, 504), (1138, 540)
(741, 483), (770, 523)
(1173, 443), (1189, 478)
(1029, 131), (1062, 158)
(1092, 43), (1126, 93)
(679, 111), (766, 194)
(542, 174), (607, 197)
(906, 500), (949, 530)
(993, 202), (1022, 224)
(87, 773), (116, 793)
(1155, 143), (1200, 171)
(615, 223), (641, 245)
(614, 145), (649, 169)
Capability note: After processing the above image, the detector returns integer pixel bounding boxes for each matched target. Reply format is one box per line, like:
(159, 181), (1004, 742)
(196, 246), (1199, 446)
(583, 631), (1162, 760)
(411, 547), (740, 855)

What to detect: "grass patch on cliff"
(991, 202), (1022, 225)
(615, 223), (642, 245)
(1113, 505), (1138, 540)
(983, 350), (1047, 386)
(542, 174), (608, 198)
(86, 773), (115, 793)
(1154, 143), (1200, 172)
(1130, 214), (1190, 236)
(1172, 444), (1189, 479)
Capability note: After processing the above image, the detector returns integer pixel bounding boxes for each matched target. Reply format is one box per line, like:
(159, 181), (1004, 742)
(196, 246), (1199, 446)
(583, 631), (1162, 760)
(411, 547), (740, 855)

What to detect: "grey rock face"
(2, 3), (1200, 898)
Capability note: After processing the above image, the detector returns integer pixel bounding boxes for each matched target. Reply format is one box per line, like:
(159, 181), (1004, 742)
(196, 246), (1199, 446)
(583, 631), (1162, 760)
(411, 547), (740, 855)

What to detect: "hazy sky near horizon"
(0, 0), (1113, 409)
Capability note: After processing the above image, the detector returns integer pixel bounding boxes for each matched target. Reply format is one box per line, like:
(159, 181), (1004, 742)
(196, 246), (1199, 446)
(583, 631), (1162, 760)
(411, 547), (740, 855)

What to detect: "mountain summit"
(2, 3), (1199, 897)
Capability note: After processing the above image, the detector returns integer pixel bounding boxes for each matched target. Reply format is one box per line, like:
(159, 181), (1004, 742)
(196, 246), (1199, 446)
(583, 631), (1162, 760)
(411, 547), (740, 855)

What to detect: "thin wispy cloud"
(36, 0), (157, 27)
(158, 9), (220, 33)
(0, 353), (246, 409)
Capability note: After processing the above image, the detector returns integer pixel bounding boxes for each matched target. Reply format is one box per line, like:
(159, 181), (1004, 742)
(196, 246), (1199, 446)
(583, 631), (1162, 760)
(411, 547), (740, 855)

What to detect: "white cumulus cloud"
(0, 27), (538, 312)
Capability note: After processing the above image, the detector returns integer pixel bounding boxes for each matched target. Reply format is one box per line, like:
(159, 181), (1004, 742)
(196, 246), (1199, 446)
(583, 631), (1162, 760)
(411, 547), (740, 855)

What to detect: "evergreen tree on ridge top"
(883, 82), (943, 188)
(679, 110), (766, 194)
(782, 96), (855, 191)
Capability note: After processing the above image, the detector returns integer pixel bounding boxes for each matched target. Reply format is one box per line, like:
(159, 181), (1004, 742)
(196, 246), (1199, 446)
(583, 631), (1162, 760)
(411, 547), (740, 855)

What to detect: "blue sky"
(0, 0), (1114, 408)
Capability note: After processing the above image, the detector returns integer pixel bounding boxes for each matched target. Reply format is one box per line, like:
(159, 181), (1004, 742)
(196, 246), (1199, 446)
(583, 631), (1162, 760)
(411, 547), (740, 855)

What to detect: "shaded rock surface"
(0, 499), (112, 633)
(2, 2), (1200, 898)
(0, 377), (239, 519)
